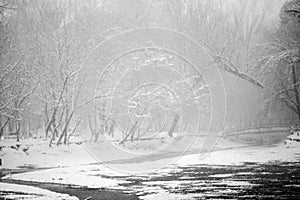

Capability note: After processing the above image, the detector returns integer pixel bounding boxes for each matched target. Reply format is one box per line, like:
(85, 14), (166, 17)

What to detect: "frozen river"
(1, 161), (300, 200)
(128, 162), (300, 199)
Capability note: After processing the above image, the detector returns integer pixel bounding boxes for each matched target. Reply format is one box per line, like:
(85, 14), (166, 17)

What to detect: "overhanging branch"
(214, 56), (264, 88)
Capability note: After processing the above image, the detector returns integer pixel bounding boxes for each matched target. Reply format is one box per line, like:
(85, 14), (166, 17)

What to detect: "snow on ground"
(1, 134), (299, 200)
(1, 137), (299, 185)
(0, 134), (272, 171)
(0, 182), (78, 200)
(140, 190), (200, 200)
(0, 137), (96, 169)
(175, 141), (300, 166)
(4, 165), (129, 189)
(86, 137), (299, 173)
(1, 136), (299, 175)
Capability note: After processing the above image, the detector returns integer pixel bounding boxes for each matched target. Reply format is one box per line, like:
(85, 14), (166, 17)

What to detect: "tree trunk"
(16, 121), (21, 142)
(0, 118), (9, 140)
(291, 63), (300, 122)
(88, 115), (98, 142)
(67, 118), (82, 143)
(168, 114), (179, 137)
(119, 120), (138, 145)
(108, 120), (115, 137)
(57, 112), (74, 145)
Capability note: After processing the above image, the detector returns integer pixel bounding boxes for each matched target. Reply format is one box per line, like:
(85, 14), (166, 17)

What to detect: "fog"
(0, 0), (300, 199)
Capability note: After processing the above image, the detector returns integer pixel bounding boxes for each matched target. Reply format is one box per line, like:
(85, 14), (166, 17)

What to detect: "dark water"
(117, 162), (300, 199)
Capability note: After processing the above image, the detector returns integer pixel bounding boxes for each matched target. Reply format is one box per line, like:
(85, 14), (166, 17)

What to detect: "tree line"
(0, 0), (299, 145)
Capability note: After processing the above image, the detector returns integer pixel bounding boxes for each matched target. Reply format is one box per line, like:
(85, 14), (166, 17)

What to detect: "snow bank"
(175, 143), (300, 166)
(0, 138), (96, 169)
(0, 182), (78, 200)
(4, 165), (129, 189)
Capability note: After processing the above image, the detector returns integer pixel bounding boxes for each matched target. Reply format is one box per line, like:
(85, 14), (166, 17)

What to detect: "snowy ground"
(0, 137), (96, 169)
(177, 142), (300, 166)
(0, 182), (78, 200)
(1, 134), (300, 199)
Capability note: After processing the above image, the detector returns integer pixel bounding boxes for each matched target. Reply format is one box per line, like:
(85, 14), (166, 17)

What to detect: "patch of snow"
(174, 143), (300, 166)
(284, 184), (300, 187)
(215, 180), (256, 187)
(0, 182), (78, 200)
(143, 180), (201, 187)
(4, 165), (129, 189)
(0, 138), (96, 169)
(209, 173), (234, 178)
(236, 172), (254, 175)
(140, 190), (202, 200)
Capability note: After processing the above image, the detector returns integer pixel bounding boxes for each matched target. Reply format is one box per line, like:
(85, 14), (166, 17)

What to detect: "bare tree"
(256, 0), (300, 123)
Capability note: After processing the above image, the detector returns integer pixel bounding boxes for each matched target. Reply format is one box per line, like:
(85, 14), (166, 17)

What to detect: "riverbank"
(1, 135), (299, 199)
(0, 180), (138, 200)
